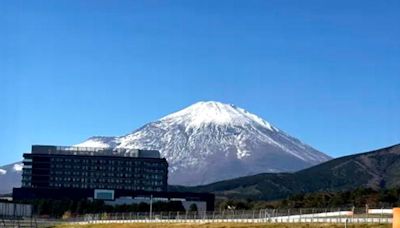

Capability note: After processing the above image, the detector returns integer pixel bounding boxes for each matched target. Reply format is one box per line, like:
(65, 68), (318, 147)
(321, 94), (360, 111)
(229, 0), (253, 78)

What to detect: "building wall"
(12, 188), (215, 211)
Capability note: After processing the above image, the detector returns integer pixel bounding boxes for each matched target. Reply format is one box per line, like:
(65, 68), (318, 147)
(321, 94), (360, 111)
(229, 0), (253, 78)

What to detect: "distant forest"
(216, 187), (400, 211)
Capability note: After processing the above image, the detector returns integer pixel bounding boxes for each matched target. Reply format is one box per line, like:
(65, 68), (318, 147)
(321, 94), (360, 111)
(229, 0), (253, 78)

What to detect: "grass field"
(56, 222), (391, 228)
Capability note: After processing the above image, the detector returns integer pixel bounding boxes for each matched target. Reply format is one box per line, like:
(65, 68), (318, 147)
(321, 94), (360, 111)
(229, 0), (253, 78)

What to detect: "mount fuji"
(75, 101), (331, 185)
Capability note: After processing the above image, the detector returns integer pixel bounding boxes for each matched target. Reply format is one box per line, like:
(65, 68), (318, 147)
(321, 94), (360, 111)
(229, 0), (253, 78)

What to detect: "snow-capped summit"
(76, 101), (331, 185)
(160, 101), (276, 131)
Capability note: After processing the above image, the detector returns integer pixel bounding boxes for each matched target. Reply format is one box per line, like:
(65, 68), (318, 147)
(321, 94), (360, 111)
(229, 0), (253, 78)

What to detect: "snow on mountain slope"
(76, 101), (331, 185)
(0, 162), (23, 194)
(77, 136), (119, 148)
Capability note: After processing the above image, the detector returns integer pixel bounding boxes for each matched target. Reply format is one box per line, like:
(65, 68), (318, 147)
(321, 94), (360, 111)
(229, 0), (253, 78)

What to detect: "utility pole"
(149, 194), (153, 220)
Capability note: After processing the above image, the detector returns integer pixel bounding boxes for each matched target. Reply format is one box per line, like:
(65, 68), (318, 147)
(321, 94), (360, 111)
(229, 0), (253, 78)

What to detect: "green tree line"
(217, 187), (400, 210)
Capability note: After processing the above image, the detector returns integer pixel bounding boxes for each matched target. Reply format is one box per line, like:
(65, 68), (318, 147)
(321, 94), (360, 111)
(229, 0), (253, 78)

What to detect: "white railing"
(61, 208), (393, 225)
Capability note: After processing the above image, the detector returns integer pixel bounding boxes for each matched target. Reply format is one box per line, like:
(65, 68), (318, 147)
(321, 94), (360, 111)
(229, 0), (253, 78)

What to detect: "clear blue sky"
(1, 0), (399, 165)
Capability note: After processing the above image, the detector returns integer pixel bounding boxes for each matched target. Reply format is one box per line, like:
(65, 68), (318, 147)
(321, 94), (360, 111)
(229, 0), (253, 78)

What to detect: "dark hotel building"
(13, 145), (214, 211)
(20, 145), (168, 192)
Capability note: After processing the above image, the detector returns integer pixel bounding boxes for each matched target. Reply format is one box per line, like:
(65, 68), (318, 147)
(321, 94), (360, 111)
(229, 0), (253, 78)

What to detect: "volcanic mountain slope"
(173, 144), (400, 200)
(0, 162), (23, 194)
(0, 101), (330, 194)
(77, 101), (330, 185)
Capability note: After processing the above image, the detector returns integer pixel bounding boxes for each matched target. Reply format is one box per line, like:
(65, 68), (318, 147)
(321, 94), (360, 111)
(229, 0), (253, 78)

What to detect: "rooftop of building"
(30, 145), (161, 159)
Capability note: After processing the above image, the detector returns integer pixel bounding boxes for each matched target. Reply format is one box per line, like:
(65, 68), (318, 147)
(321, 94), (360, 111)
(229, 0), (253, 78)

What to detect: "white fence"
(66, 208), (393, 225)
(0, 201), (33, 217)
(368, 209), (393, 214)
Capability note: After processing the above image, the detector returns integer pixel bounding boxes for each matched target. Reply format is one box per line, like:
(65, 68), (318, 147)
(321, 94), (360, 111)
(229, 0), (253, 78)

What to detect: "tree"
(189, 203), (198, 212)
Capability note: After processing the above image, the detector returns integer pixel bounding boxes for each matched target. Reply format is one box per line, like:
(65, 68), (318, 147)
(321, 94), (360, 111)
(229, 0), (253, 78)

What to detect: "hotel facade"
(13, 145), (214, 211)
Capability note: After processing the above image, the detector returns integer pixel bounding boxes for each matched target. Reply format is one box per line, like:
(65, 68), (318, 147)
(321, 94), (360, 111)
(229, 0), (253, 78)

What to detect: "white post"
(149, 194), (153, 220)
